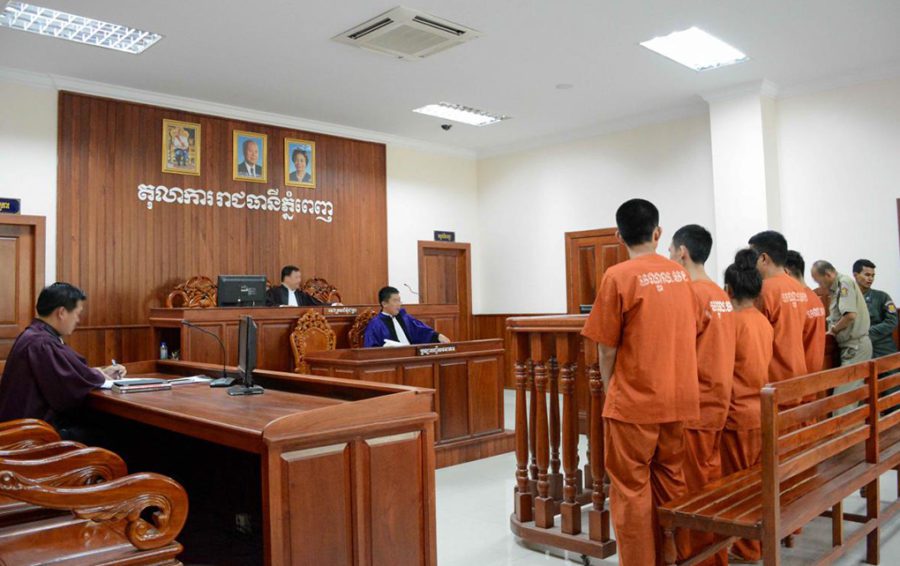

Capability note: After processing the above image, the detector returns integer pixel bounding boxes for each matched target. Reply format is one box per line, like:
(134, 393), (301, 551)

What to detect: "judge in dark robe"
(363, 286), (452, 348)
(265, 265), (324, 307)
(0, 283), (125, 437)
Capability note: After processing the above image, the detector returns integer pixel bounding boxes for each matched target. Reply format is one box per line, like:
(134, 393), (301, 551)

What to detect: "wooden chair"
(0, 441), (86, 460)
(0, 420), (60, 450)
(301, 277), (342, 305)
(0, 470), (188, 565)
(289, 310), (336, 373)
(165, 275), (218, 308)
(348, 308), (378, 348)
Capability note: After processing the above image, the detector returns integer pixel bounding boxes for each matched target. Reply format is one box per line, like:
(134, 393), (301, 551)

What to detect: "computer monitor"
(217, 275), (266, 307)
(238, 315), (258, 383)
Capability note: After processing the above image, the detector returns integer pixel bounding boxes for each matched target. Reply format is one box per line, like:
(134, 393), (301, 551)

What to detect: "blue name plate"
(0, 198), (21, 214)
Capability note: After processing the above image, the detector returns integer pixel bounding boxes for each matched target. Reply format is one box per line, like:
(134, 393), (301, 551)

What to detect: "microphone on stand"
(403, 283), (419, 297)
(180, 320), (234, 387)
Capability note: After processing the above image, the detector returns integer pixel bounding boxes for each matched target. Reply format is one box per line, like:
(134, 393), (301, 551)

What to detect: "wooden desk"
(88, 360), (437, 566)
(149, 303), (462, 372)
(304, 340), (515, 468)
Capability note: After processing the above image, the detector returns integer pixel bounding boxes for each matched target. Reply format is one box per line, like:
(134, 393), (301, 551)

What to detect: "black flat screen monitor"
(217, 275), (266, 307)
(238, 315), (258, 383)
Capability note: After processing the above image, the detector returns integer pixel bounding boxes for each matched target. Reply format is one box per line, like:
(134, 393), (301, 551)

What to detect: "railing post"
(528, 358), (538, 493)
(534, 360), (554, 528)
(514, 357), (533, 522)
(548, 356), (563, 500)
(560, 361), (581, 534)
(588, 363), (610, 542)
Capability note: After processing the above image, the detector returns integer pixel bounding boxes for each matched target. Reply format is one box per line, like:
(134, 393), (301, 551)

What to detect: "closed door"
(0, 217), (45, 361)
(418, 241), (472, 341)
(565, 228), (627, 314)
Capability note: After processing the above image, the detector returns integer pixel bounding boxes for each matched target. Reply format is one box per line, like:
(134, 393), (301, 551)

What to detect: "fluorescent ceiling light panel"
(640, 26), (748, 71)
(0, 1), (162, 54)
(413, 102), (509, 127)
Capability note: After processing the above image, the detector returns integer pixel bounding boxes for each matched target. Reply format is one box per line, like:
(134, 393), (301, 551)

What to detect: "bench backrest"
(874, 352), (900, 432)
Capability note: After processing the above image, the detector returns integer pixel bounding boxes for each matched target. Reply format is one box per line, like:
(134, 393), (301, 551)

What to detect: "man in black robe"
(0, 283), (124, 437)
(265, 265), (325, 307)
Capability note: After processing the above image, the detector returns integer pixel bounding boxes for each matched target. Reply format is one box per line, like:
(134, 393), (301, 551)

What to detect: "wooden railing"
(507, 315), (615, 560)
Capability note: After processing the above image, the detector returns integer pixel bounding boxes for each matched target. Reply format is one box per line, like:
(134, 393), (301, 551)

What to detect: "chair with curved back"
(165, 276), (218, 308)
(348, 309), (378, 349)
(301, 278), (342, 305)
(289, 310), (337, 374)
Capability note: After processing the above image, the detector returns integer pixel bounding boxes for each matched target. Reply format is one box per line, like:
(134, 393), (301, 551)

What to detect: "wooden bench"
(659, 361), (882, 565)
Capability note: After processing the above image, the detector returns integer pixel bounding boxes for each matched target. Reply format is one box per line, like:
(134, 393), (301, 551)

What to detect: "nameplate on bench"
(324, 306), (358, 316)
(418, 345), (456, 356)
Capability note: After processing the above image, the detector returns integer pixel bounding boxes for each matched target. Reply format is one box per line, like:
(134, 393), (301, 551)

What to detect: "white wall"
(384, 146), (479, 306)
(778, 77), (900, 300)
(476, 114), (716, 313)
(0, 80), (57, 284)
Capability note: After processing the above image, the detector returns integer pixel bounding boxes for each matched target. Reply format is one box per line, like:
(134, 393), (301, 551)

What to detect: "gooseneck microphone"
(180, 320), (234, 387)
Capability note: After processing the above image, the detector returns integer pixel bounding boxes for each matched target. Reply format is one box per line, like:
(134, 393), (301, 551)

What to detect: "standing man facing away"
(669, 224), (735, 566)
(0, 283), (124, 439)
(811, 260), (872, 366)
(785, 250), (828, 373)
(853, 259), (898, 358)
(581, 199), (699, 566)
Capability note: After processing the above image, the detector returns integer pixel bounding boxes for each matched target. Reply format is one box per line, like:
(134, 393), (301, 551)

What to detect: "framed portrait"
(233, 130), (268, 183)
(161, 119), (201, 175)
(284, 138), (316, 189)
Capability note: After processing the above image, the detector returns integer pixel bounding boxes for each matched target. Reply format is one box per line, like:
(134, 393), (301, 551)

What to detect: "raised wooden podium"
(304, 339), (515, 468)
(149, 304), (462, 372)
(86, 360), (437, 566)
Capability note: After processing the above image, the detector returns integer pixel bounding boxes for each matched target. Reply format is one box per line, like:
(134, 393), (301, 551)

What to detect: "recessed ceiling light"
(640, 26), (748, 72)
(0, 1), (162, 54)
(413, 102), (509, 127)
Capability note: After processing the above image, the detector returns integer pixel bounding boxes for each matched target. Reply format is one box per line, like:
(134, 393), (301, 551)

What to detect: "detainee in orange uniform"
(721, 249), (774, 562)
(785, 250), (827, 374)
(748, 231), (809, 382)
(669, 225), (736, 566)
(582, 199), (699, 566)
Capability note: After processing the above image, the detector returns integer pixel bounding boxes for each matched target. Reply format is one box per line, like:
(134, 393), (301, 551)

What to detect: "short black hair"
(812, 260), (836, 276)
(36, 282), (86, 317)
(748, 230), (788, 266)
(280, 265), (300, 281)
(724, 249), (763, 302)
(378, 286), (399, 305)
(291, 148), (310, 164)
(672, 224), (712, 264)
(615, 199), (659, 247)
(784, 250), (805, 279)
(853, 259), (876, 274)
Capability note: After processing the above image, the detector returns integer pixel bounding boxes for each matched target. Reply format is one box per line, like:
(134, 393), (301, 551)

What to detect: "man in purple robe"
(0, 283), (125, 437)
(363, 286), (452, 348)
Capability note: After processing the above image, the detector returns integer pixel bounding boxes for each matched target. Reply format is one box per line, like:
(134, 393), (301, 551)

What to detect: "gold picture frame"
(284, 138), (316, 189)
(161, 119), (201, 175)
(233, 130), (268, 183)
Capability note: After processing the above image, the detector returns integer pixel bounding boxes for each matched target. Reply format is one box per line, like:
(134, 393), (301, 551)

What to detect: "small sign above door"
(434, 230), (455, 242)
(0, 198), (21, 215)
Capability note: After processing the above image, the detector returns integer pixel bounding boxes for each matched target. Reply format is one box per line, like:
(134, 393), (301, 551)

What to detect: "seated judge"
(265, 265), (327, 307)
(0, 283), (125, 435)
(363, 286), (451, 347)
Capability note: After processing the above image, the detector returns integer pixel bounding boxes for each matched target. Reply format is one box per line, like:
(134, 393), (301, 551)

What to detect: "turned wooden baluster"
(533, 360), (554, 528)
(527, 358), (538, 493)
(587, 363), (610, 542)
(514, 358), (533, 522)
(559, 361), (581, 534)
(547, 355), (563, 500)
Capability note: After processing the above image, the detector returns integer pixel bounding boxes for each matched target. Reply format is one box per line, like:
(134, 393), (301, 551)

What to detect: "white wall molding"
(0, 66), (477, 159)
(701, 79), (781, 103)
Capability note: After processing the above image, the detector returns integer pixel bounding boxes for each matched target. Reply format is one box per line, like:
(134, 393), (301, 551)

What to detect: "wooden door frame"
(417, 241), (473, 341)
(564, 227), (618, 314)
(0, 213), (46, 301)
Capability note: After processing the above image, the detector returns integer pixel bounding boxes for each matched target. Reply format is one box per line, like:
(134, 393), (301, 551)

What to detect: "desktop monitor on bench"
(217, 275), (267, 307)
(229, 315), (263, 396)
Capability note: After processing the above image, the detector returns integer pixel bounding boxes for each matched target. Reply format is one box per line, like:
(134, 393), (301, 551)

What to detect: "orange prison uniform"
(757, 273), (809, 382)
(721, 307), (774, 561)
(801, 287), (827, 374)
(582, 253), (699, 566)
(679, 280), (736, 566)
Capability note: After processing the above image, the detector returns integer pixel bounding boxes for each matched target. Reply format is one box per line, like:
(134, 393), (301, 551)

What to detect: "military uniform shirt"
(864, 288), (898, 357)
(828, 273), (871, 346)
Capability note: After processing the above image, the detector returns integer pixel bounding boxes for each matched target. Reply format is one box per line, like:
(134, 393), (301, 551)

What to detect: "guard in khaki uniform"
(853, 259), (899, 358)
(581, 199), (699, 566)
(812, 261), (872, 366)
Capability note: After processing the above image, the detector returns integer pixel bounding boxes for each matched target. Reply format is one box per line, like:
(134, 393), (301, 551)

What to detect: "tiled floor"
(435, 391), (900, 565)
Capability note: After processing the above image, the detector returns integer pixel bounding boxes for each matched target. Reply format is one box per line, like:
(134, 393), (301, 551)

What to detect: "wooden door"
(0, 216), (45, 362)
(418, 241), (472, 341)
(565, 228), (627, 314)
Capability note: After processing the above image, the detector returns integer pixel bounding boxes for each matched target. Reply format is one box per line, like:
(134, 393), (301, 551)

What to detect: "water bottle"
(160, 342), (169, 360)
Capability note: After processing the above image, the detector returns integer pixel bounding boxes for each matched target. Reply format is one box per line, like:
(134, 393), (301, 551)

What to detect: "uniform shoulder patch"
(888, 302), (896, 313)
(840, 286), (849, 296)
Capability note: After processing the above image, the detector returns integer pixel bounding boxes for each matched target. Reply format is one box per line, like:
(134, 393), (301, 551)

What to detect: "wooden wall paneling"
(403, 363), (435, 390)
(57, 91), (387, 356)
(0, 215), (45, 362)
(469, 356), (503, 435)
(437, 360), (469, 441)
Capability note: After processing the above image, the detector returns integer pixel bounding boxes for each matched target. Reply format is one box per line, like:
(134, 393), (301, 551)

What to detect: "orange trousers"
(721, 428), (762, 561)
(678, 429), (727, 566)
(604, 418), (687, 566)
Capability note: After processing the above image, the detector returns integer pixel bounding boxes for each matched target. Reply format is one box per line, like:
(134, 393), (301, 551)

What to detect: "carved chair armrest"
(0, 441), (86, 460)
(0, 424), (60, 450)
(0, 419), (54, 433)
(0, 471), (189, 550)
(0, 447), (127, 486)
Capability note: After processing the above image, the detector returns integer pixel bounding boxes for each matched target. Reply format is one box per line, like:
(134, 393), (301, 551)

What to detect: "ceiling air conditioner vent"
(333, 6), (481, 60)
